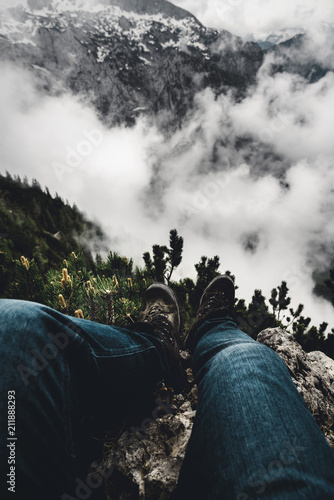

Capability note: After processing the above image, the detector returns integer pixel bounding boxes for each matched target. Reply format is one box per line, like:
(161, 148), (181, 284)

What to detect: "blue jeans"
(0, 300), (334, 499)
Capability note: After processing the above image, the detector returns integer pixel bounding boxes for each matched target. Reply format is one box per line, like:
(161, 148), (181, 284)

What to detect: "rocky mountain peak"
(0, 0), (264, 126)
(0, 0), (328, 128)
(105, 0), (199, 22)
(26, 0), (199, 22)
(27, 0), (53, 10)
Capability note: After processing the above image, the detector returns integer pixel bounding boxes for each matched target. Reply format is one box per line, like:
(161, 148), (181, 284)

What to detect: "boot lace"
(144, 306), (174, 344)
(198, 291), (231, 319)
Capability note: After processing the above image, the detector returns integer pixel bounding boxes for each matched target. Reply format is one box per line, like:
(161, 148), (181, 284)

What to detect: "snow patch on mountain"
(0, 1), (209, 59)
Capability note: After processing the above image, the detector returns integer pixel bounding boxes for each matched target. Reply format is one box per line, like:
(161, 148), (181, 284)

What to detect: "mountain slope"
(0, 1), (263, 126)
(28, 0), (200, 21)
(0, 172), (107, 273)
(248, 28), (305, 49)
(0, 2), (330, 127)
(268, 34), (330, 83)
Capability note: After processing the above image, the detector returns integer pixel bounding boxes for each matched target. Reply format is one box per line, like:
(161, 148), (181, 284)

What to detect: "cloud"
(230, 59), (334, 159)
(172, 0), (334, 38)
(284, 26), (334, 71)
(1, 35), (334, 330)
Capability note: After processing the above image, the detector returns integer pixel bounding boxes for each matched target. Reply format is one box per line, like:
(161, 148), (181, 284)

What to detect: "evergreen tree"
(240, 289), (277, 339)
(166, 229), (183, 284)
(9, 256), (45, 303)
(270, 281), (291, 321)
(143, 229), (183, 284)
(324, 270), (334, 307)
(325, 331), (334, 358)
(152, 244), (168, 283)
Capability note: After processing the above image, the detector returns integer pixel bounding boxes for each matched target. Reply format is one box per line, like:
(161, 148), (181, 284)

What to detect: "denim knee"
(0, 299), (48, 332)
(0, 299), (82, 387)
(218, 340), (286, 373)
(0, 299), (80, 344)
(195, 338), (288, 386)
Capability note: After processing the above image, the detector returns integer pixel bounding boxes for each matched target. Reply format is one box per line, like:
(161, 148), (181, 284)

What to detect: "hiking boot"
(137, 283), (185, 391)
(184, 275), (235, 352)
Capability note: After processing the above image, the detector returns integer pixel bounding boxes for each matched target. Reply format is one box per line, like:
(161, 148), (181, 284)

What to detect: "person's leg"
(177, 282), (334, 499)
(0, 297), (175, 500)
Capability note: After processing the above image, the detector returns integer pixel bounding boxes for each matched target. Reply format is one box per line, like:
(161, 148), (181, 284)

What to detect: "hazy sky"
(173, 0), (334, 37)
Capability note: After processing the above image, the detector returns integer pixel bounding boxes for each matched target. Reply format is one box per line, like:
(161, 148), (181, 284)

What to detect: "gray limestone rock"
(257, 327), (334, 448)
(103, 384), (196, 499)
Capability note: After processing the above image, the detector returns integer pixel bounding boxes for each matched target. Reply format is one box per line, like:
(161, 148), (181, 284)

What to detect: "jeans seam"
(89, 345), (158, 358)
